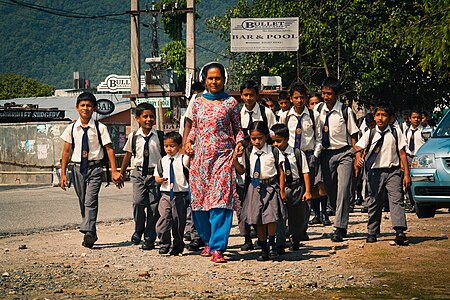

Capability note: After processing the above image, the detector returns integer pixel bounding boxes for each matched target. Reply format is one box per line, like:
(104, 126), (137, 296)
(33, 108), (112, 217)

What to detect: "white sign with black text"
(231, 18), (299, 52)
(97, 74), (146, 92)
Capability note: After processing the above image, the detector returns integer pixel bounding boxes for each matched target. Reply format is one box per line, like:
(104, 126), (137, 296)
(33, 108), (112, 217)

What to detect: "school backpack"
(130, 130), (166, 157)
(156, 155), (190, 183)
(71, 121), (111, 185)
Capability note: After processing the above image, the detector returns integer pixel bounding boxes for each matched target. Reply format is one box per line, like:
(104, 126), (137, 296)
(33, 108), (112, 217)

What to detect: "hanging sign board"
(136, 97), (171, 108)
(230, 17), (299, 52)
(96, 99), (115, 115)
(97, 74), (146, 92)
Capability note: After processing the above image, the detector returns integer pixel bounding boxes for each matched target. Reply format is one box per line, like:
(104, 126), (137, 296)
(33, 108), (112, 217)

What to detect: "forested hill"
(0, 0), (236, 89)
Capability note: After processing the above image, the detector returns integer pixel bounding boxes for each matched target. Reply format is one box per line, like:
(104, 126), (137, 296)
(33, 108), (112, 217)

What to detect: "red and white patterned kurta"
(188, 95), (244, 211)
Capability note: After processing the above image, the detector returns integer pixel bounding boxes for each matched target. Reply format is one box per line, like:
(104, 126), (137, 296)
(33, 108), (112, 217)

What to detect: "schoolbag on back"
(131, 129), (166, 157)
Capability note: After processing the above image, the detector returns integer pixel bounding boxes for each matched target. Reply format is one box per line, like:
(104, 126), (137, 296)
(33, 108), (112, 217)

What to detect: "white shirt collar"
(74, 117), (95, 128)
(252, 143), (270, 155)
(136, 127), (156, 137)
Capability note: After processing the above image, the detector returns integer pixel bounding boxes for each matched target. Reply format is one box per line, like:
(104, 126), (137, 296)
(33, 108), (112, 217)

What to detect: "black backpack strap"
(243, 145), (253, 198)
(308, 108), (316, 139)
(260, 104), (268, 125)
(181, 154), (189, 182)
(271, 145), (280, 168)
(390, 125), (400, 158)
(71, 122), (76, 151)
(131, 130), (137, 157)
(156, 130), (166, 156)
(157, 158), (163, 177)
(317, 102), (324, 114)
(341, 103), (349, 126)
(293, 148), (303, 181)
(94, 120), (111, 185)
(365, 128), (377, 156)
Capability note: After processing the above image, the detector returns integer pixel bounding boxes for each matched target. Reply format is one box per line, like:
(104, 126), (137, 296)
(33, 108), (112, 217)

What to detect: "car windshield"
(433, 111), (450, 138)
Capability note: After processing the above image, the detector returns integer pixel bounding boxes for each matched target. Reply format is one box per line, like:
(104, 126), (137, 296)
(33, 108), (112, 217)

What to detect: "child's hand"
(184, 141), (194, 156)
(302, 192), (312, 202)
(355, 155), (364, 168)
(280, 189), (286, 202)
(403, 174), (411, 188)
(60, 174), (67, 191)
(115, 177), (125, 189)
(112, 170), (123, 184)
(155, 176), (168, 184)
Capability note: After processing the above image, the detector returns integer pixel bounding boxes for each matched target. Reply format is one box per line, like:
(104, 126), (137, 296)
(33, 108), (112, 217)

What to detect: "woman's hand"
(184, 140), (194, 156)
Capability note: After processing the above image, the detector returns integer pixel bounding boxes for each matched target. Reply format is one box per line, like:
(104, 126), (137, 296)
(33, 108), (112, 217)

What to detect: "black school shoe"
(82, 232), (98, 248)
(142, 240), (155, 250)
(131, 231), (142, 245)
(395, 231), (407, 245)
(309, 216), (322, 225)
(322, 215), (332, 226)
(240, 241), (254, 251)
(366, 234), (377, 243)
(187, 239), (205, 251)
(331, 228), (347, 242)
(290, 242), (300, 251)
(169, 247), (183, 256)
(159, 246), (170, 254)
(268, 249), (279, 259)
(257, 251), (269, 261)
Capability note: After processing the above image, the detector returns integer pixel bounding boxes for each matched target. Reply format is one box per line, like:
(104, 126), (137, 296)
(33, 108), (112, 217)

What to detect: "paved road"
(0, 183), (134, 236)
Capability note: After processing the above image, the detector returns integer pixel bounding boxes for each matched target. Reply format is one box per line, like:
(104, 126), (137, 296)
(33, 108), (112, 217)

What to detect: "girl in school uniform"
(233, 121), (286, 261)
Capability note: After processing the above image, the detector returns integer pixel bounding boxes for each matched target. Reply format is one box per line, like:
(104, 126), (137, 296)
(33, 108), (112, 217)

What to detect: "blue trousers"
(192, 208), (233, 252)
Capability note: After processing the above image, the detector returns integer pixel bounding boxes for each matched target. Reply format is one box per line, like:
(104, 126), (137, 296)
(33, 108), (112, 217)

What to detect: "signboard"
(0, 109), (65, 122)
(231, 18), (299, 52)
(96, 99), (115, 115)
(136, 97), (171, 108)
(97, 74), (146, 92)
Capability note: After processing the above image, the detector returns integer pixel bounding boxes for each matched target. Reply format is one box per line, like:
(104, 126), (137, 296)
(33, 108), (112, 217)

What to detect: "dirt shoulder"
(1, 209), (449, 299)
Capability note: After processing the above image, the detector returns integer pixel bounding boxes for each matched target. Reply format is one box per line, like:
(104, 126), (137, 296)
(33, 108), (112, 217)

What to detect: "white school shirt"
(247, 144), (284, 180)
(178, 94), (196, 136)
(276, 110), (288, 124)
(240, 103), (276, 130)
(404, 125), (426, 156)
(356, 125), (407, 169)
(284, 107), (322, 157)
(154, 152), (189, 192)
(315, 101), (359, 150)
(61, 117), (111, 162)
(123, 128), (161, 167)
(281, 145), (309, 181)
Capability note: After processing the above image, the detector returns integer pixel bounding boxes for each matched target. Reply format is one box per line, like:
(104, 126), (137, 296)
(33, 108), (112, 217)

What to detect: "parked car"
(410, 110), (450, 218)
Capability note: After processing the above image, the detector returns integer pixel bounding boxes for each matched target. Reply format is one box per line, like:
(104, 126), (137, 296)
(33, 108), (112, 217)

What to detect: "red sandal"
(211, 250), (227, 263)
(200, 245), (211, 257)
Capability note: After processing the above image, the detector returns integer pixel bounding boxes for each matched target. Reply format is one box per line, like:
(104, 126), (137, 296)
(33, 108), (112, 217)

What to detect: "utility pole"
(130, 0), (140, 131)
(185, 0), (195, 96)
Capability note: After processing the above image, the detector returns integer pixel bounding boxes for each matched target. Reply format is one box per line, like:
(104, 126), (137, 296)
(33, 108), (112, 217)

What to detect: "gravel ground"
(1, 208), (449, 299)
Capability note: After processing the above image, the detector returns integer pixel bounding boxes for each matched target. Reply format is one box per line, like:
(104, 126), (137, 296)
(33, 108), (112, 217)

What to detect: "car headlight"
(412, 153), (436, 169)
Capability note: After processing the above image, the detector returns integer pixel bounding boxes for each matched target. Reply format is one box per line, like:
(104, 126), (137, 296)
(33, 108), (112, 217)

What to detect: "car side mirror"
(421, 128), (433, 140)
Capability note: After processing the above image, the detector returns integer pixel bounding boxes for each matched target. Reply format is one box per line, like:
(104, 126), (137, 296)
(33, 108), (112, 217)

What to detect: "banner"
(231, 18), (299, 52)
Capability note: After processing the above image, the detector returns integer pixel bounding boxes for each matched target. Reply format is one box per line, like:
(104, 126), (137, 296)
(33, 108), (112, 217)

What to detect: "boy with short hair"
(276, 91), (291, 123)
(154, 132), (190, 255)
(60, 92), (122, 248)
(316, 76), (359, 242)
(119, 103), (165, 250)
(354, 102), (410, 245)
(404, 109), (426, 211)
(271, 124), (312, 250)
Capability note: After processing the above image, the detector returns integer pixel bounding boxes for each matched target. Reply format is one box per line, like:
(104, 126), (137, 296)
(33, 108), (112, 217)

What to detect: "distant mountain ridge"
(0, 0), (235, 89)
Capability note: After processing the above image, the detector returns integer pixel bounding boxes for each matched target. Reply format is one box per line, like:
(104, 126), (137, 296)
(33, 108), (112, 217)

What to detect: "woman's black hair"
(240, 80), (259, 94)
(271, 123), (289, 139)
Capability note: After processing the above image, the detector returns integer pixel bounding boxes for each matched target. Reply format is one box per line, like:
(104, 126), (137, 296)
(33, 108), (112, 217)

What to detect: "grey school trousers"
(320, 146), (353, 229)
(72, 164), (103, 234)
(131, 169), (159, 243)
(366, 167), (407, 235)
(156, 192), (188, 250)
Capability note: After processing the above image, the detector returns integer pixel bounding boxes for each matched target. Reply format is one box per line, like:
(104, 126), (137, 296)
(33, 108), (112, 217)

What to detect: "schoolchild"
(277, 90), (291, 123)
(60, 92), (122, 248)
(271, 124), (312, 250)
(282, 83), (322, 239)
(404, 110), (426, 211)
(119, 102), (165, 250)
(240, 80), (277, 136)
(264, 97), (280, 122)
(315, 76), (359, 242)
(399, 110), (411, 133)
(306, 93), (331, 226)
(421, 111), (434, 129)
(154, 132), (190, 255)
(354, 102), (410, 245)
(233, 121), (286, 261)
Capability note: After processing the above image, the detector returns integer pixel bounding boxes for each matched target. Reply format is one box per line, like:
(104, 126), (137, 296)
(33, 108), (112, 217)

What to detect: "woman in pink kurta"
(186, 62), (243, 263)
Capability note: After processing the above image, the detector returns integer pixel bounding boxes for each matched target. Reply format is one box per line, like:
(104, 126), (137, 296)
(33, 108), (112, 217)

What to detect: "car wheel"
(415, 203), (436, 218)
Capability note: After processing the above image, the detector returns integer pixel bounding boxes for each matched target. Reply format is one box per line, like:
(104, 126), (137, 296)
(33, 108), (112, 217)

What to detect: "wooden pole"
(130, 0), (140, 131)
(185, 0), (195, 95)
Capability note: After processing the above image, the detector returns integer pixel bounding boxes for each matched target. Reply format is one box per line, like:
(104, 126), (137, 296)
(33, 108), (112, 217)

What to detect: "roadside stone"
(138, 271), (149, 277)
(18, 244), (27, 250)
(2, 272), (10, 277)
(348, 275), (354, 280)
(389, 241), (397, 246)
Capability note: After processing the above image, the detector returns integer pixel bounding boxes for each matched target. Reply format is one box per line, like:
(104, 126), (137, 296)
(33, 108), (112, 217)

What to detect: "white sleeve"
(98, 122), (112, 145)
(355, 130), (370, 149)
(60, 124), (73, 143)
(301, 151), (309, 174)
(123, 132), (134, 153)
(346, 107), (360, 136)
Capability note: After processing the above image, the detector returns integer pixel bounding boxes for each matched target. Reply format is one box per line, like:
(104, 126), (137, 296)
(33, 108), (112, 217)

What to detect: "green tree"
(161, 40), (187, 78)
(0, 74), (55, 100)
(206, 0), (449, 111)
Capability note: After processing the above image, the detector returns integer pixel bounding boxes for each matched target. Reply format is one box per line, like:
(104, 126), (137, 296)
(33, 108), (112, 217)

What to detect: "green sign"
(136, 97), (171, 108)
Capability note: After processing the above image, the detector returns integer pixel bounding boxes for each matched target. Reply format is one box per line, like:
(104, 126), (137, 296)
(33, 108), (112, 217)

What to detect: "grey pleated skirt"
(243, 183), (285, 225)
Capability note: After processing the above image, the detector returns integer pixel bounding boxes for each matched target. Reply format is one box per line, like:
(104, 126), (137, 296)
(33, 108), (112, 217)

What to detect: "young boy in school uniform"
(315, 77), (359, 242)
(119, 102), (165, 250)
(60, 92), (122, 248)
(403, 110), (426, 212)
(354, 102), (411, 245)
(281, 83), (322, 240)
(271, 124), (312, 251)
(154, 132), (190, 256)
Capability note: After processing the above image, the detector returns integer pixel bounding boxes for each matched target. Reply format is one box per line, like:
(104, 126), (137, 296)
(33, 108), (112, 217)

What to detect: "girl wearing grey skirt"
(233, 121), (286, 261)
